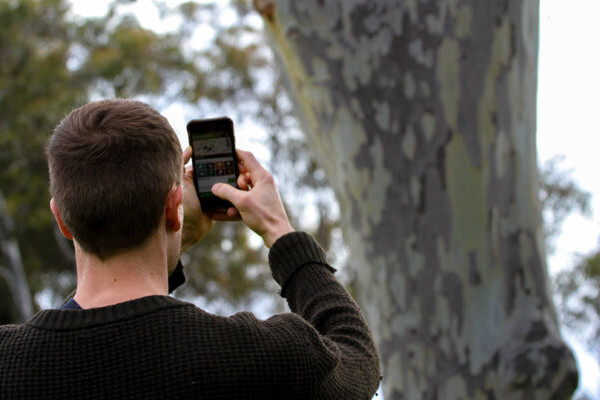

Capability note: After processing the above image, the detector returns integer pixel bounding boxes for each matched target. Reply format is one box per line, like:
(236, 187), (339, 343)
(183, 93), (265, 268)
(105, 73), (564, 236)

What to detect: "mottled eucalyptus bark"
(254, 0), (578, 398)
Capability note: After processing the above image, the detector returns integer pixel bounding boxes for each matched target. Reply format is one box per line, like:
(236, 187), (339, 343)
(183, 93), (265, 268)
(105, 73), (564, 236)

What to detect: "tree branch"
(253, 0), (276, 22)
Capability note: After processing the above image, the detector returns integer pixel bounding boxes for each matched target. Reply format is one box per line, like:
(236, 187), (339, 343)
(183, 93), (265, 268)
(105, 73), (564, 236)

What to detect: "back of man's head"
(47, 99), (182, 260)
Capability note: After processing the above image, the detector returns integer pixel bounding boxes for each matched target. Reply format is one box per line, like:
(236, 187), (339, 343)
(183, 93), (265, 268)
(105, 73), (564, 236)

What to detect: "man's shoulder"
(0, 323), (21, 330)
(0, 322), (27, 334)
(0, 324), (18, 341)
(0, 322), (30, 350)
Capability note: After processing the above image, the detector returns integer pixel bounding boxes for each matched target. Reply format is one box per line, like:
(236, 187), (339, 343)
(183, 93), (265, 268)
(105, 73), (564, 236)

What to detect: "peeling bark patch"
(440, 374), (468, 400)
(404, 72), (417, 99)
(390, 272), (406, 310)
(409, 38), (434, 68)
(374, 101), (391, 132)
(542, 346), (579, 398)
(367, 137), (394, 226)
(454, 5), (472, 39)
(524, 231), (550, 308)
(487, 133), (517, 218)
(468, 251), (481, 286)
(402, 126), (417, 160)
(524, 321), (548, 343)
(410, 176), (421, 206)
(501, 230), (523, 314)
(420, 112), (436, 142)
(441, 271), (464, 332)
(436, 38), (460, 131)
(445, 134), (486, 252)
(500, 331), (577, 397)
(422, 165), (451, 242)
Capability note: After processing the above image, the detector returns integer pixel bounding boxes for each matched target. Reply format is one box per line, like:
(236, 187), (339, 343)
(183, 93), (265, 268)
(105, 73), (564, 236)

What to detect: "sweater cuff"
(268, 232), (334, 293)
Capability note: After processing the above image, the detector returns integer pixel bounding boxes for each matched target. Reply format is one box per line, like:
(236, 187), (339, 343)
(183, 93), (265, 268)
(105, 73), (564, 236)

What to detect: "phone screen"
(187, 118), (238, 211)
(191, 133), (236, 197)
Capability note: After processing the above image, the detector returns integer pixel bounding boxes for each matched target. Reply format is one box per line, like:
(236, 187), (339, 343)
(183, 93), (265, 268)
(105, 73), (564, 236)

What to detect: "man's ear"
(165, 185), (183, 232)
(50, 198), (73, 240)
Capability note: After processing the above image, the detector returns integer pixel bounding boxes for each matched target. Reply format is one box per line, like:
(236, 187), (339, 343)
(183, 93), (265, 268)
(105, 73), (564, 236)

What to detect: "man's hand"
(181, 147), (213, 252)
(211, 150), (294, 248)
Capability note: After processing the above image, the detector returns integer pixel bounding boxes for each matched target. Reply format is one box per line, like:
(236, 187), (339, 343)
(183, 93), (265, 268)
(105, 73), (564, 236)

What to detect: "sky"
(537, 0), (600, 396)
(68, 0), (600, 397)
(538, 0), (600, 274)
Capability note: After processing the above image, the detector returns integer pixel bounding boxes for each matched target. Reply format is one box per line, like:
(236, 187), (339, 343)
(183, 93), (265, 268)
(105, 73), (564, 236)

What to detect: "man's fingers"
(183, 146), (192, 165)
(184, 164), (194, 178)
(236, 149), (249, 175)
(236, 150), (267, 179)
(208, 207), (242, 221)
(237, 172), (252, 190)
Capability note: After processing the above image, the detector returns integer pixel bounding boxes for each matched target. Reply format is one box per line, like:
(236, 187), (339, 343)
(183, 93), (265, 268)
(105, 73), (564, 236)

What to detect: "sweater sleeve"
(268, 232), (381, 399)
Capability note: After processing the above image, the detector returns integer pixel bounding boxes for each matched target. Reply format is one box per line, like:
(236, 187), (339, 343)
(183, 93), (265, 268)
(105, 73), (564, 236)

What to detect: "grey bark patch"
(441, 271), (464, 332)
(468, 251), (481, 286)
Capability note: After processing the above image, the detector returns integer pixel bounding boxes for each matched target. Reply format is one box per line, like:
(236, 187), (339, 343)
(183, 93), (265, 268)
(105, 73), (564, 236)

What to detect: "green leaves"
(0, 0), (288, 320)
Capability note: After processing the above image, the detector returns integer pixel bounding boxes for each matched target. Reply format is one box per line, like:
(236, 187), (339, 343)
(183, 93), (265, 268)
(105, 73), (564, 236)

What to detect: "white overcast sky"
(68, 0), (600, 396)
(538, 0), (600, 273)
(537, 1), (600, 395)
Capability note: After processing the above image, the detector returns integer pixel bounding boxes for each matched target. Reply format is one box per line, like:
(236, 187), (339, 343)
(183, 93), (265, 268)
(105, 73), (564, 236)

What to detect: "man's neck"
(73, 237), (170, 309)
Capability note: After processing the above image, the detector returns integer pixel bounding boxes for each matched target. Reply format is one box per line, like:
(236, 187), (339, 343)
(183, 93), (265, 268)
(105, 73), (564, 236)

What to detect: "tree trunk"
(0, 188), (33, 323)
(254, 0), (578, 398)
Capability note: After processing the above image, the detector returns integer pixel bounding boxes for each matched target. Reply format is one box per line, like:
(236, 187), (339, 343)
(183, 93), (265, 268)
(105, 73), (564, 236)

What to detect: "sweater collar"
(28, 295), (191, 330)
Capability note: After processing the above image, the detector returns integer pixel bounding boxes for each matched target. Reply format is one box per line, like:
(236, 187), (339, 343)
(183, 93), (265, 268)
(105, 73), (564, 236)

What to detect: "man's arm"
(212, 150), (382, 398)
(268, 232), (381, 398)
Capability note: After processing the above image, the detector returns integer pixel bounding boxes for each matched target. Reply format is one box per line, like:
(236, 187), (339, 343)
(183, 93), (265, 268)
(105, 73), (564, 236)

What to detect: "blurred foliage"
(0, 0), (338, 323)
(555, 251), (600, 362)
(539, 155), (592, 254)
(179, 223), (270, 308)
(540, 157), (600, 368)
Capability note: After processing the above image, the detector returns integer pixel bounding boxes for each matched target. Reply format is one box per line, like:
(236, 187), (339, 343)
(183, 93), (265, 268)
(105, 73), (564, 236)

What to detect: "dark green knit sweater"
(0, 232), (381, 399)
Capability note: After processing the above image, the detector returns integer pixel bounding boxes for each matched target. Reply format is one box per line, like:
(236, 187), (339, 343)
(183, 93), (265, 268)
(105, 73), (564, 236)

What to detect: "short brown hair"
(47, 99), (182, 259)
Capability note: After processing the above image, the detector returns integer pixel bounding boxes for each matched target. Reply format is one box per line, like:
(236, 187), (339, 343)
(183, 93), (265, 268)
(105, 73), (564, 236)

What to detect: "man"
(0, 99), (381, 399)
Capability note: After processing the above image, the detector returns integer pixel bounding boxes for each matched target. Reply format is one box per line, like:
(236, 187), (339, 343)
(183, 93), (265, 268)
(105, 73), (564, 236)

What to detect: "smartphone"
(187, 117), (239, 212)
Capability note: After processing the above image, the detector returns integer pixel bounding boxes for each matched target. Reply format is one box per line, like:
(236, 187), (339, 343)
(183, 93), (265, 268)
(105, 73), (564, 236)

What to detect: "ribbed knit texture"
(0, 232), (380, 399)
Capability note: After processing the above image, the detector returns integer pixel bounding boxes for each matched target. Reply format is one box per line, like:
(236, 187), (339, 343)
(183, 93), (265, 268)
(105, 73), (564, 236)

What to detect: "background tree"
(0, 0), (285, 322)
(254, 0), (578, 398)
